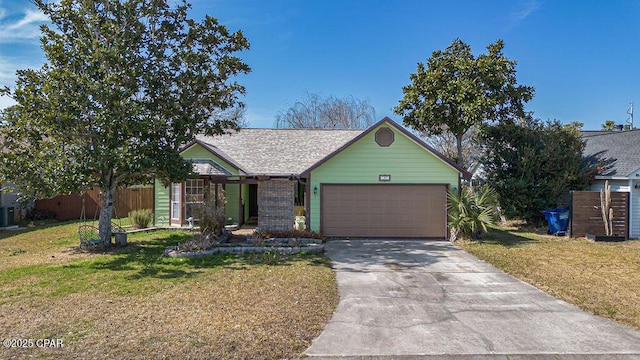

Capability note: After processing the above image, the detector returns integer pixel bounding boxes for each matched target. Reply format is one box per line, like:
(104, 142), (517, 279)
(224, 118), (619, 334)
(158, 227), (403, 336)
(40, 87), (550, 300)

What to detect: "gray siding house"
(0, 183), (18, 227)
(582, 130), (640, 238)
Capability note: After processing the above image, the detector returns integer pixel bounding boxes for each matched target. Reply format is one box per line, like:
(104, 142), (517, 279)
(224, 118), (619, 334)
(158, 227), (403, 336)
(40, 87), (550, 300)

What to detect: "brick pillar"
(257, 179), (295, 231)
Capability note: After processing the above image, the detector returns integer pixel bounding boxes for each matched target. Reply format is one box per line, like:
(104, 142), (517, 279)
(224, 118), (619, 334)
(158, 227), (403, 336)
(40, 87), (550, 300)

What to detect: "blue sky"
(1, 0), (639, 130)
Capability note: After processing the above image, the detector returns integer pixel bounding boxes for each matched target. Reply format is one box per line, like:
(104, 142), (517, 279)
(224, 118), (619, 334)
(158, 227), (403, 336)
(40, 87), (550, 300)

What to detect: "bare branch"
(275, 92), (376, 129)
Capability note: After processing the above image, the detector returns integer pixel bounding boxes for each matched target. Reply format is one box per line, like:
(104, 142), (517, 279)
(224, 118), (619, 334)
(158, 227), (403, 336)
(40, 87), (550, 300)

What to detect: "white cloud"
(0, 8), (49, 43)
(6, 9), (48, 30)
(0, 5), (48, 112)
(510, 0), (541, 24)
(0, 56), (19, 83)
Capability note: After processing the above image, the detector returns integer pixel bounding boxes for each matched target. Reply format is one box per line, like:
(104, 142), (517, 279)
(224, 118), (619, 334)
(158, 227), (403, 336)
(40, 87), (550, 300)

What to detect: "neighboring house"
(0, 183), (18, 227)
(581, 130), (640, 238)
(154, 117), (471, 238)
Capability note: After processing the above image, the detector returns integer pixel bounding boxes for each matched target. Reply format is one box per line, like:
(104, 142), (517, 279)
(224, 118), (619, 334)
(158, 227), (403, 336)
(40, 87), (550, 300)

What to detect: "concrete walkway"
(305, 240), (640, 359)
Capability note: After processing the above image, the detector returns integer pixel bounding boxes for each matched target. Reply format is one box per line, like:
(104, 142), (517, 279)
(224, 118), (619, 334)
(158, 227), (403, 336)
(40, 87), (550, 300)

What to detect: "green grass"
(461, 225), (640, 329)
(0, 222), (338, 359)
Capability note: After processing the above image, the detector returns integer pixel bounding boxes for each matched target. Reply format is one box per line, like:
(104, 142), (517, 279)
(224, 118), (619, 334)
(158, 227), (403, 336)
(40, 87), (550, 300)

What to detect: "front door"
(248, 184), (258, 218)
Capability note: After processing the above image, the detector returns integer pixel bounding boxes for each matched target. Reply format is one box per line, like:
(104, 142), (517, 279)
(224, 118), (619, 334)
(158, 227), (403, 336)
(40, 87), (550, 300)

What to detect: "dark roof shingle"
(582, 130), (640, 177)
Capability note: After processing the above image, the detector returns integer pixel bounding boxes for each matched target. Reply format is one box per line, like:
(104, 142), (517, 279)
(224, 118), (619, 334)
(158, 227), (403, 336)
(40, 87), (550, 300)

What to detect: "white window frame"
(171, 183), (181, 220)
(185, 178), (205, 219)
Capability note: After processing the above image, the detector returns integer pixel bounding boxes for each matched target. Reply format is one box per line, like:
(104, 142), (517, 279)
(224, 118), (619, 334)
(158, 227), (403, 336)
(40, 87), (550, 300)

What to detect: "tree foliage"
(275, 92), (375, 129)
(479, 116), (595, 223)
(601, 119), (618, 131)
(563, 121), (584, 137)
(0, 0), (250, 244)
(395, 38), (534, 166)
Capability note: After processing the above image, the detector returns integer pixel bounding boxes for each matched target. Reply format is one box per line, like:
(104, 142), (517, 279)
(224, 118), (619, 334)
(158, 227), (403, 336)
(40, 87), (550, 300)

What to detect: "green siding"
(154, 178), (170, 226)
(154, 180), (242, 226)
(225, 184), (240, 223)
(154, 143), (245, 225)
(183, 143), (241, 223)
(309, 124), (459, 232)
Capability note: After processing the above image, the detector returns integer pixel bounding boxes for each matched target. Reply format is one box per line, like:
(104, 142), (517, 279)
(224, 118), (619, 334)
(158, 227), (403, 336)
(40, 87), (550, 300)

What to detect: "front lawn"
(461, 226), (640, 329)
(0, 222), (338, 360)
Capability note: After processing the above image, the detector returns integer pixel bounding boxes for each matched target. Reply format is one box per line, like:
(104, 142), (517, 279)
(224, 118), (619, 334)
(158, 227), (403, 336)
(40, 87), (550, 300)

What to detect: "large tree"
(479, 116), (595, 222)
(0, 0), (250, 244)
(275, 92), (375, 129)
(422, 125), (480, 171)
(395, 38), (534, 166)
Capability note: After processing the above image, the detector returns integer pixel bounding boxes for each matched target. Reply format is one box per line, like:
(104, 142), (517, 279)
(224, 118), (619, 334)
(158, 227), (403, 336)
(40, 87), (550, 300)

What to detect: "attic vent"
(375, 127), (394, 147)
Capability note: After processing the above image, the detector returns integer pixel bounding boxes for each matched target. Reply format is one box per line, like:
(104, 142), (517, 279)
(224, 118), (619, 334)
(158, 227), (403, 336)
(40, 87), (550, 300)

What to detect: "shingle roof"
(195, 128), (363, 175)
(581, 130), (640, 177)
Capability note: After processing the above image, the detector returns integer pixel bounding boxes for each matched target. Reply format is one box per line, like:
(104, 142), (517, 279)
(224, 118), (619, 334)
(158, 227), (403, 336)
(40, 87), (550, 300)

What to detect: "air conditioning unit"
(0, 207), (15, 228)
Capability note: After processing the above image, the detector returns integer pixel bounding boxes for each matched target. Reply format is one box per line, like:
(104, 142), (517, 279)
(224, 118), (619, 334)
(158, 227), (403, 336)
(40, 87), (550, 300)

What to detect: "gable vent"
(375, 127), (394, 147)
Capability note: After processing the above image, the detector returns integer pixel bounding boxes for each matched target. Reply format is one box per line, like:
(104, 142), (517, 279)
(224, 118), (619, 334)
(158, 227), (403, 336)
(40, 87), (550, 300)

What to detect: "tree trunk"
(98, 186), (115, 246)
(456, 134), (464, 167)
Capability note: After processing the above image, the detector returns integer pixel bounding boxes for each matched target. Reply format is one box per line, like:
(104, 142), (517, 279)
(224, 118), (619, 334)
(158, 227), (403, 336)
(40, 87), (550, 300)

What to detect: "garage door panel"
(321, 184), (447, 238)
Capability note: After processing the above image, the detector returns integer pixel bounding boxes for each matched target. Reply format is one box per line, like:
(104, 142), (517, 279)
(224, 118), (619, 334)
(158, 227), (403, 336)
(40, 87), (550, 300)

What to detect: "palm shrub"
(448, 184), (499, 241)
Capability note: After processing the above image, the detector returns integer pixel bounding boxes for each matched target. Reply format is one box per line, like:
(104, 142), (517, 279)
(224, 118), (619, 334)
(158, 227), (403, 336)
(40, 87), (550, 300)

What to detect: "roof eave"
(181, 139), (248, 174)
(594, 175), (630, 180)
(243, 173), (301, 178)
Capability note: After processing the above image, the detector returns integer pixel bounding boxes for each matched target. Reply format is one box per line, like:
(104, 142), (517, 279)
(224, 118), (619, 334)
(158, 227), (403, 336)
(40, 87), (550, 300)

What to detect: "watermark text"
(2, 338), (64, 348)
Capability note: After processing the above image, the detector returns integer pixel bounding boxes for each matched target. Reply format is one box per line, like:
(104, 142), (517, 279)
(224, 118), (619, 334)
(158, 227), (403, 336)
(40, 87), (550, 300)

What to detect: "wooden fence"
(34, 186), (154, 221)
(570, 191), (628, 238)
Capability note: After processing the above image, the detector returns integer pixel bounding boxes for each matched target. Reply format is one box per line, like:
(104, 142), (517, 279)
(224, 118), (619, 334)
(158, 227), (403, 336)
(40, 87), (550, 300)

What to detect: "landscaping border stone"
(163, 238), (324, 258)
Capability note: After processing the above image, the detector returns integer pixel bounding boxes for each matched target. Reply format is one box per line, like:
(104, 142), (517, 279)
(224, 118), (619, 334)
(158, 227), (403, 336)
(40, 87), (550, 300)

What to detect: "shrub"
(176, 232), (219, 252)
(261, 248), (282, 265)
(448, 184), (499, 241)
(25, 208), (57, 221)
(196, 206), (226, 236)
(194, 187), (226, 237)
(128, 209), (154, 229)
(479, 117), (594, 223)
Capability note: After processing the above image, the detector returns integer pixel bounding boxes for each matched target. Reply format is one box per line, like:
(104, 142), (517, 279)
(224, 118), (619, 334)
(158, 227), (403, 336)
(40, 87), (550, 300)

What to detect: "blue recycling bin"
(542, 208), (570, 235)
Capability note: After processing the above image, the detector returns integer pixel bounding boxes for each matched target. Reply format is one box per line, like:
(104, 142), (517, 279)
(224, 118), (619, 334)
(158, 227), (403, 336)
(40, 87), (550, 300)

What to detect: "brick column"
(257, 179), (295, 231)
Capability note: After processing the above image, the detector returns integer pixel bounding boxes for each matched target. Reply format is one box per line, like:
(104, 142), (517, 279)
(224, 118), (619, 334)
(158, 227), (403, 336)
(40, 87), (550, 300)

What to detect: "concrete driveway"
(305, 240), (640, 359)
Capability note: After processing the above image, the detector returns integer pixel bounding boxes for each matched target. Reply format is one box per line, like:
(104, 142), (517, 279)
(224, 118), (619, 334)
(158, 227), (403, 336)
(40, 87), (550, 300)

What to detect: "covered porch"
(167, 165), (308, 231)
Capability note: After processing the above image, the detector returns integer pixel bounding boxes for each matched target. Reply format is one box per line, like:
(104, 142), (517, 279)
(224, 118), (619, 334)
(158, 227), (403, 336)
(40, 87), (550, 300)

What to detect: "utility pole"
(628, 102), (634, 130)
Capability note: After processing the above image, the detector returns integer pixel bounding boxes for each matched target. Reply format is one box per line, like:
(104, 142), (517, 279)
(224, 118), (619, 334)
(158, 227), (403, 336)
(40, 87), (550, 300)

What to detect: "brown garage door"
(321, 184), (447, 238)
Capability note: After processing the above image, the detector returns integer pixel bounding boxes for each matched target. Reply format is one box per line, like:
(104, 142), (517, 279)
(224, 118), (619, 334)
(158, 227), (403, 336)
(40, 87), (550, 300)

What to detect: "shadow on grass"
(81, 231), (332, 279)
(477, 227), (537, 247)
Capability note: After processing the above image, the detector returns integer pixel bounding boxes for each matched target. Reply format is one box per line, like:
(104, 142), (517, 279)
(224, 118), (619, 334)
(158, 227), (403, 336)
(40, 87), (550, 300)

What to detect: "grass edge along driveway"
(461, 226), (640, 330)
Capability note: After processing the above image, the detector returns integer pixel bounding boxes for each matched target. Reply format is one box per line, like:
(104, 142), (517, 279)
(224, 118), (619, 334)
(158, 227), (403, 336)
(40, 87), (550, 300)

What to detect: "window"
(375, 127), (394, 147)
(185, 178), (205, 219)
(171, 183), (181, 220)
